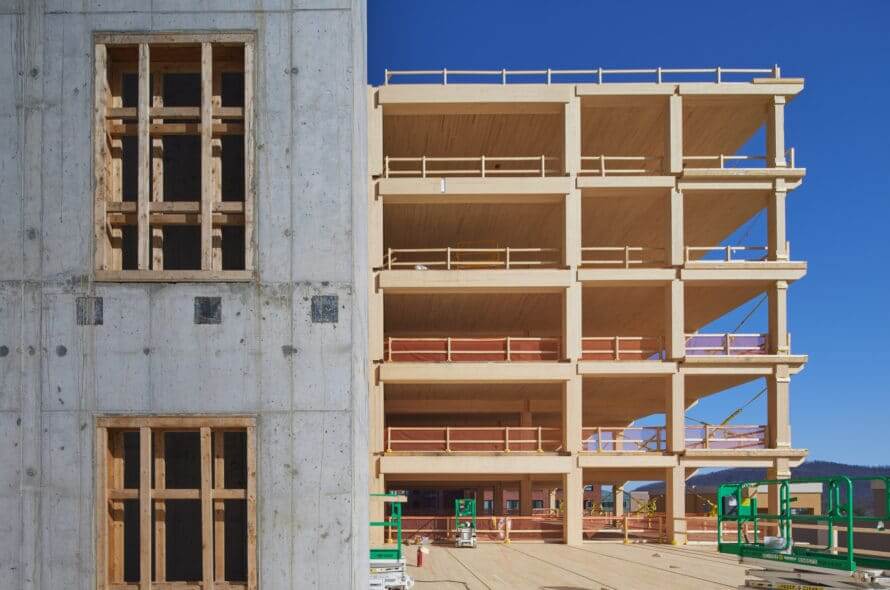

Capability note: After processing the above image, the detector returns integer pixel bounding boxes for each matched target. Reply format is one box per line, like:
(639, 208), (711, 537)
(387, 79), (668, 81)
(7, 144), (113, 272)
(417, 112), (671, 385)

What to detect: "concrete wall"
(0, 0), (368, 588)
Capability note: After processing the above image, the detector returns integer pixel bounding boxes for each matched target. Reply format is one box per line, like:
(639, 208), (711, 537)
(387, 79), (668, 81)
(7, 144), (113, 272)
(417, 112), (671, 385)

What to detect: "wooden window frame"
(95, 416), (257, 590)
(93, 32), (256, 282)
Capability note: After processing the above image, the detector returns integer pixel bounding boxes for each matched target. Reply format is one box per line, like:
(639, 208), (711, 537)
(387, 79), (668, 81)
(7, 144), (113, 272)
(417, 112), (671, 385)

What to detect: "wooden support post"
(93, 44), (110, 271)
(665, 372), (685, 453)
(139, 427), (151, 590)
(200, 427), (214, 590)
(137, 44), (150, 270)
(109, 70), (124, 270)
(768, 180), (789, 261)
(246, 425), (257, 590)
(614, 482), (627, 518)
(562, 376), (582, 453)
(153, 431), (166, 582)
(563, 96), (581, 175)
(520, 477), (533, 516)
(767, 457), (791, 532)
(666, 189), (684, 266)
(665, 94), (683, 174)
(211, 69), (223, 270)
(768, 280), (789, 354)
(200, 42), (213, 270)
(563, 468), (583, 546)
(665, 279), (685, 359)
(665, 465), (687, 544)
(243, 41), (255, 271)
(96, 427), (109, 590)
(110, 432), (124, 583)
(213, 432), (225, 582)
(151, 73), (164, 270)
(766, 96), (787, 167)
(768, 365), (791, 448)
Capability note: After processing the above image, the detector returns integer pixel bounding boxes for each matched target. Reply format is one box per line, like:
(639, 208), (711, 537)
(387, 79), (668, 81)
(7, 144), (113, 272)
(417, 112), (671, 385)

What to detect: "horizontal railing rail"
(684, 425), (767, 450)
(685, 245), (768, 262)
(384, 65), (782, 85)
(383, 155), (560, 178)
(395, 515), (564, 543)
(386, 426), (563, 453)
(579, 155), (663, 176)
(583, 514), (665, 543)
(385, 336), (561, 362)
(684, 333), (768, 356)
(581, 336), (664, 361)
(581, 424), (767, 452)
(581, 246), (665, 268)
(384, 246), (561, 270)
(683, 147), (796, 169)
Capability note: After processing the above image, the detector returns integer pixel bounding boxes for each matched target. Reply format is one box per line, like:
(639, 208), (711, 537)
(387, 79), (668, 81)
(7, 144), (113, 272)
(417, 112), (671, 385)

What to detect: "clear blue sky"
(368, 1), (890, 465)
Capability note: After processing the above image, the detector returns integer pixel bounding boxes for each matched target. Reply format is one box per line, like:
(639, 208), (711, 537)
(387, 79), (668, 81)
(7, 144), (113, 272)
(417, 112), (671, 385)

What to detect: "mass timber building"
(367, 67), (808, 545)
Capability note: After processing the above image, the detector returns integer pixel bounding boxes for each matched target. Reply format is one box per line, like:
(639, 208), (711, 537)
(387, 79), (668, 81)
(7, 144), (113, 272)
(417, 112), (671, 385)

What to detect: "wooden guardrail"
(384, 65), (782, 85)
(579, 155), (662, 176)
(384, 246), (560, 270)
(581, 425), (767, 452)
(385, 336), (561, 362)
(581, 246), (665, 268)
(384, 155), (559, 178)
(684, 333), (768, 356)
(385, 426), (563, 453)
(581, 336), (664, 361)
(683, 147), (796, 169)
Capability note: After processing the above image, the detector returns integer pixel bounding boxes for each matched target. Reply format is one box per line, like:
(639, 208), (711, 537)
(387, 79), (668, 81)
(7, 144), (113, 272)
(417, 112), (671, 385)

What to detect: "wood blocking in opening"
(96, 417), (256, 590)
(94, 34), (254, 278)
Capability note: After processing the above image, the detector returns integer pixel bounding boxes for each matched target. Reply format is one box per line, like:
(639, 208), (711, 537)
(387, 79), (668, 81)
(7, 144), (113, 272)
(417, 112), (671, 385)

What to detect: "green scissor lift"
(370, 493), (413, 590)
(454, 498), (478, 548)
(717, 476), (890, 588)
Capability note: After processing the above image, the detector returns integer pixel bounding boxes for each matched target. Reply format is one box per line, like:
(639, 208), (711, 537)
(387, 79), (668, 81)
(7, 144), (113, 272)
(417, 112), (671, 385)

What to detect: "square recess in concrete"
(311, 295), (338, 324)
(194, 296), (222, 325)
(76, 296), (103, 326)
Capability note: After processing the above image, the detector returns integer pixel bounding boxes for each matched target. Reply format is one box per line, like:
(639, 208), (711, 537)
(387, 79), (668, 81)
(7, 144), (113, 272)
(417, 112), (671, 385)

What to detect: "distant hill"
(638, 460), (890, 513)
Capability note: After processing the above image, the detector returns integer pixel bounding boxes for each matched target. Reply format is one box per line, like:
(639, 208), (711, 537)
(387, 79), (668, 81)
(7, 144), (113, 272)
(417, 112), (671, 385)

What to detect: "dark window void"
(163, 431), (201, 489)
(122, 73), (138, 107)
(123, 499), (140, 582)
(162, 226), (202, 270)
(121, 136), (138, 201)
(221, 135), (244, 202)
(222, 227), (245, 270)
(221, 73), (244, 107)
(123, 431), (140, 488)
(120, 226), (138, 270)
(165, 500), (203, 581)
(221, 431), (247, 488)
(163, 73), (201, 107)
(163, 135), (201, 201)
(224, 500), (247, 581)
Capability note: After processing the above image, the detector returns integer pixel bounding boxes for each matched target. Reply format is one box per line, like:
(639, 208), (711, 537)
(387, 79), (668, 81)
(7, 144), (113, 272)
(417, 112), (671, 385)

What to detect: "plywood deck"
(408, 543), (748, 589)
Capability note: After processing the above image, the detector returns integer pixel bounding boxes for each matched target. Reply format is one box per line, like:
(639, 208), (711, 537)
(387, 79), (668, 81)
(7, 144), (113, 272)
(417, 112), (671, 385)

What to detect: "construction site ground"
(407, 542), (748, 589)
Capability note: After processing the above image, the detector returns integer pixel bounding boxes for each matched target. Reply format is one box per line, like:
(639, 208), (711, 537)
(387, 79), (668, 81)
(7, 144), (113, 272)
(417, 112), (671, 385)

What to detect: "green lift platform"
(370, 493), (414, 590)
(454, 498), (478, 548)
(717, 476), (890, 589)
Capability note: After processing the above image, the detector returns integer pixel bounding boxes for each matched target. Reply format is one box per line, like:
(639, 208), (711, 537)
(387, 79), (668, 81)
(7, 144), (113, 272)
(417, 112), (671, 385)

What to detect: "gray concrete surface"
(0, 0), (368, 588)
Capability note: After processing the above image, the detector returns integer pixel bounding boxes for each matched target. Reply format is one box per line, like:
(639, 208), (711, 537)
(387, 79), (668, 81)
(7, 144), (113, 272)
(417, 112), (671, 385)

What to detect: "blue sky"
(368, 1), (890, 465)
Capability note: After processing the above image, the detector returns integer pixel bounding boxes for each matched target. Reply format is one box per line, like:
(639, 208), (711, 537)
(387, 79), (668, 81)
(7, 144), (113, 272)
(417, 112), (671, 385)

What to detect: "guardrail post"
(600, 154), (606, 177)
(725, 245), (732, 262)
(788, 146), (795, 168)
(505, 246), (511, 269)
(387, 337), (393, 362)
(537, 426), (543, 452)
(445, 246), (451, 270)
(704, 426), (710, 449)
(506, 336), (511, 361)
(387, 247), (392, 270)
(501, 68), (507, 84)
(773, 64), (781, 78)
(446, 337), (452, 362)
(384, 68), (389, 85)
(597, 427), (603, 452)
(624, 245), (631, 269)
(386, 427), (392, 452)
(546, 68), (552, 84)
(716, 66), (722, 84)
(724, 334), (731, 355)
(384, 155), (389, 177)
(656, 67), (662, 83)
(719, 153), (725, 168)
(445, 427), (451, 453)
(481, 154), (486, 178)
(597, 67), (603, 84)
(443, 68), (448, 85)
(504, 427), (510, 452)
(421, 155), (426, 178)
(624, 515), (630, 544)
(540, 154), (546, 177)
(614, 336), (620, 361)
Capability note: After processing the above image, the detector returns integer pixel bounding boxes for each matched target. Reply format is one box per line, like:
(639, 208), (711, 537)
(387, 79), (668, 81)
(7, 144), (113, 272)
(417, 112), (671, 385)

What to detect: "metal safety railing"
(385, 426), (563, 453)
(383, 65), (783, 85)
(383, 155), (560, 178)
(384, 246), (560, 270)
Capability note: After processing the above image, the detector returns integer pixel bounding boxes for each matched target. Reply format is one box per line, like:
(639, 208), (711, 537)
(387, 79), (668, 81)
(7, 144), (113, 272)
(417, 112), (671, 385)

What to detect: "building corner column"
(665, 372), (685, 453)
(665, 279), (685, 360)
(768, 365), (791, 449)
(563, 468), (583, 546)
(665, 93), (683, 174)
(766, 95), (787, 168)
(665, 465), (687, 545)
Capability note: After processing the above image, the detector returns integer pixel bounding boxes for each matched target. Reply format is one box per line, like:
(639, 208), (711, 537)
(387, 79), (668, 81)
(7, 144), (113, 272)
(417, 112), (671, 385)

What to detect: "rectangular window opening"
(94, 34), (254, 280)
(97, 417), (256, 589)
